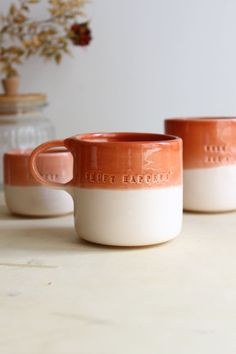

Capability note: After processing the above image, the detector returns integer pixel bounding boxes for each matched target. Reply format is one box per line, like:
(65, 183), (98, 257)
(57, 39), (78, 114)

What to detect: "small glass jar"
(0, 93), (55, 188)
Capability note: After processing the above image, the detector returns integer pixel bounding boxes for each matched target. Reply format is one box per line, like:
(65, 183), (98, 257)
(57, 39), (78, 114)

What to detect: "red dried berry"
(70, 22), (92, 46)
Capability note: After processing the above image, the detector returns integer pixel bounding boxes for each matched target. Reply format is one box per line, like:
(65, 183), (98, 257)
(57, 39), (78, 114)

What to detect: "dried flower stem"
(0, 0), (91, 78)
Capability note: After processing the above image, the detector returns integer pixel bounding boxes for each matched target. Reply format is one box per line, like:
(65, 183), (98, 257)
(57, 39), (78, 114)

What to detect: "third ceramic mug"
(29, 132), (183, 246)
(165, 117), (236, 212)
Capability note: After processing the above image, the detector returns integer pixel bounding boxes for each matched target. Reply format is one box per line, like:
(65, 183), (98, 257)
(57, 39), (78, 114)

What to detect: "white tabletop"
(0, 191), (236, 354)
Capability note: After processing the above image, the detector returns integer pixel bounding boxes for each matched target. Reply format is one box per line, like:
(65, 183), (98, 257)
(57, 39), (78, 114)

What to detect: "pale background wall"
(2, 0), (236, 138)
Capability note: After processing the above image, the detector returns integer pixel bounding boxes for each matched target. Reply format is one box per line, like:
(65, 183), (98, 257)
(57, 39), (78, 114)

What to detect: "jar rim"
(0, 94), (47, 115)
(0, 93), (47, 105)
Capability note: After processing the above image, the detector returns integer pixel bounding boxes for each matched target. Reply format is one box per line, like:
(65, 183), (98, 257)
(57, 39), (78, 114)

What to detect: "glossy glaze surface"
(30, 132), (182, 190)
(165, 117), (236, 169)
(4, 149), (73, 186)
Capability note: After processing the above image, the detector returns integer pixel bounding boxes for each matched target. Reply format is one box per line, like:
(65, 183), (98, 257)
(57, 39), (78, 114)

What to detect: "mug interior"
(75, 132), (179, 143)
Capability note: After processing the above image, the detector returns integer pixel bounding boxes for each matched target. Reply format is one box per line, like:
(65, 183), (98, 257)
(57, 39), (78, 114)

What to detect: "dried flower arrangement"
(0, 0), (92, 92)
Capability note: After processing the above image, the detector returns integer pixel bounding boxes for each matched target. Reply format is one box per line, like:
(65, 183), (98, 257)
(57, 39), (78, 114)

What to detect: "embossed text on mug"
(204, 144), (234, 164)
(85, 171), (171, 186)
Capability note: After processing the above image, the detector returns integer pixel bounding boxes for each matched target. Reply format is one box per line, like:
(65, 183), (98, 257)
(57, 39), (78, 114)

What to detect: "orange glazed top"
(62, 132), (182, 189)
(165, 117), (236, 169)
(4, 149), (73, 186)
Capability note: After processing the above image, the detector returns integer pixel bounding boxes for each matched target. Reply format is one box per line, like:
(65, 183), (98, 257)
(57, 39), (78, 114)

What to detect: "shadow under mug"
(29, 132), (183, 246)
(165, 117), (236, 212)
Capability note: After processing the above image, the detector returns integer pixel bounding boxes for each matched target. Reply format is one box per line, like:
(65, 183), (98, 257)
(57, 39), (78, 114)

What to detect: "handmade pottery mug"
(29, 132), (183, 246)
(165, 117), (236, 212)
(4, 149), (73, 216)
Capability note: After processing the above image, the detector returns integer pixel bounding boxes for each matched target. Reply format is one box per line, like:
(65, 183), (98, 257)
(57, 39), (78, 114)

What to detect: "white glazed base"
(184, 165), (236, 212)
(72, 186), (183, 246)
(4, 185), (73, 217)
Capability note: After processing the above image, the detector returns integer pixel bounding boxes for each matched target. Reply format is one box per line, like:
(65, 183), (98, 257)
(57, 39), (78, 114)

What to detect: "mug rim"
(70, 132), (180, 144)
(165, 116), (236, 122)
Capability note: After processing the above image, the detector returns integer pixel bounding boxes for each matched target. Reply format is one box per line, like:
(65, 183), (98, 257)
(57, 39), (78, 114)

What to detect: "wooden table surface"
(0, 192), (236, 354)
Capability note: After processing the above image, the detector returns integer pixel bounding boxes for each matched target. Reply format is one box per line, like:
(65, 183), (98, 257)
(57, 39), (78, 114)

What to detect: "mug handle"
(29, 140), (72, 189)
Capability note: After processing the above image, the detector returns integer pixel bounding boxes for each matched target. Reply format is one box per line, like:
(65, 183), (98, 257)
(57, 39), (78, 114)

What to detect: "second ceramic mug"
(4, 149), (73, 216)
(165, 117), (236, 212)
(29, 132), (183, 246)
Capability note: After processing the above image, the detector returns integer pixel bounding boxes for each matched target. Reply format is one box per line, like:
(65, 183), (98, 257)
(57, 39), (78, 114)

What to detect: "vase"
(2, 76), (20, 95)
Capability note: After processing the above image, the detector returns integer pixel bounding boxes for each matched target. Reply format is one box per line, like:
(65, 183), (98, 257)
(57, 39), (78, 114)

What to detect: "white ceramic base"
(72, 186), (183, 246)
(4, 185), (73, 217)
(184, 165), (236, 212)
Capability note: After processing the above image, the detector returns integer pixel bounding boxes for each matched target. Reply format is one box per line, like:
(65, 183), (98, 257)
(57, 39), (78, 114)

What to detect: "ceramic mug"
(165, 117), (236, 212)
(29, 132), (183, 246)
(4, 149), (73, 216)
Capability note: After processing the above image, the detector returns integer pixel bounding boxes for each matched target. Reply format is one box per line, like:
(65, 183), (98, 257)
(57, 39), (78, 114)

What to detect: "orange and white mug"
(165, 117), (236, 212)
(4, 149), (73, 216)
(29, 132), (183, 246)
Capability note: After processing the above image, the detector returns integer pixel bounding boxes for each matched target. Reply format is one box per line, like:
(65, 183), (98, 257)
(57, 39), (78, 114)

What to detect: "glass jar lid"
(0, 93), (47, 115)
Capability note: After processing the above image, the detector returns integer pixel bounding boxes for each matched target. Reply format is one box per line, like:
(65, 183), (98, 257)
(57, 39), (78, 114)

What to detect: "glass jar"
(0, 93), (55, 188)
